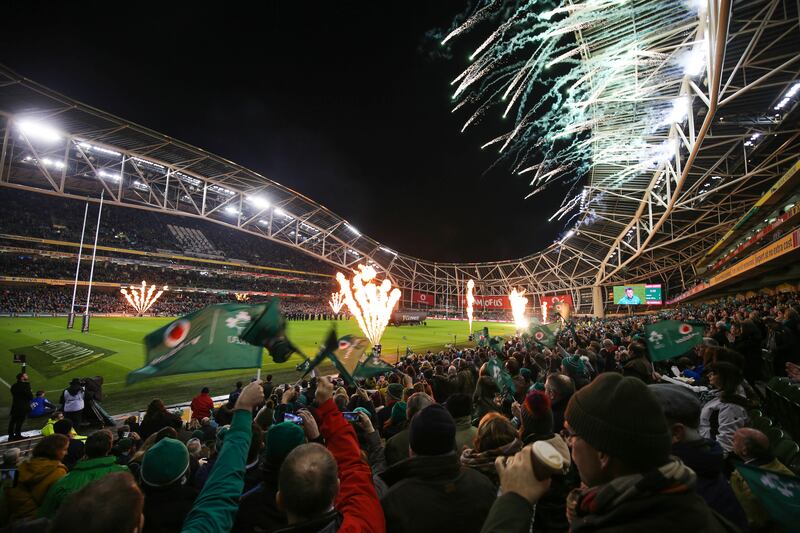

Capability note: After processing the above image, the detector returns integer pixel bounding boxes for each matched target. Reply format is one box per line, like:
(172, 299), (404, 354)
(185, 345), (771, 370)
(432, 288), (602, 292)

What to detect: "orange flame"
(336, 265), (401, 345)
(329, 291), (345, 314)
(120, 281), (168, 315)
(466, 280), (475, 333)
(509, 288), (529, 330)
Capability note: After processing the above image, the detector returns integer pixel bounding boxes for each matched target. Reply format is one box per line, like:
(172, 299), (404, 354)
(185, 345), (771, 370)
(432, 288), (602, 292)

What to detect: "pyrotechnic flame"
(336, 265), (401, 345)
(509, 288), (529, 330)
(120, 281), (167, 316)
(329, 291), (345, 314)
(234, 293), (250, 302)
(466, 280), (475, 333)
(541, 300), (548, 324)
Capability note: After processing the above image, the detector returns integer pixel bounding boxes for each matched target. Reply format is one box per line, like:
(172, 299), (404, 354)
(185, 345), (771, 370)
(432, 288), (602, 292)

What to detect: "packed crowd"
(0, 188), (336, 274)
(0, 254), (332, 296)
(2, 290), (799, 532)
(0, 286), (334, 317)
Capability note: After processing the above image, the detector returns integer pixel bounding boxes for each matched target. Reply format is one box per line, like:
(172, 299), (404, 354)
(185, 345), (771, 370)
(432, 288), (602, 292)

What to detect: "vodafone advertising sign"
(411, 291), (436, 307)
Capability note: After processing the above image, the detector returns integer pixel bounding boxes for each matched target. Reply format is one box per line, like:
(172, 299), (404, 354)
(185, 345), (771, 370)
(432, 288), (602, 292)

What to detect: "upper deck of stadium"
(1, 1), (799, 314)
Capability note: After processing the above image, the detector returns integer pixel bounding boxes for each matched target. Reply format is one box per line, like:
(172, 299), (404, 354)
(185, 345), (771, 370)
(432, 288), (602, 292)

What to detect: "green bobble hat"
(265, 421), (306, 466)
(390, 401), (408, 424)
(565, 372), (671, 471)
(141, 437), (190, 487)
(387, 383), (404, 401)
(561, 355), (586, 376)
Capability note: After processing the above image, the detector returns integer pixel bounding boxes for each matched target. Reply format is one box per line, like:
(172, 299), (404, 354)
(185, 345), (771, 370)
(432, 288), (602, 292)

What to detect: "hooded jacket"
(5, 458), (67, 521)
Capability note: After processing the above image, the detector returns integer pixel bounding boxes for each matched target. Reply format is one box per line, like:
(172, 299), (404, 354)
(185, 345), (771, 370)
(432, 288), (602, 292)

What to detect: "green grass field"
(1, 317), (514, 433)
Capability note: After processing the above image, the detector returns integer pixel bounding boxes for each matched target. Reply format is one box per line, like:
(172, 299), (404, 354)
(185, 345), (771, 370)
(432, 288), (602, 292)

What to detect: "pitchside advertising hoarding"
(460, 295), (513, 309)
(612, 284), (663, 305)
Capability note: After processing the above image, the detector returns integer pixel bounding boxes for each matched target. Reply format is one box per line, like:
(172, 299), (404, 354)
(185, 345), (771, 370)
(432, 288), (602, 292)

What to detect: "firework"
(336, 265), (401, 346)
(444, 1), (706, 222)
(541, 300), (548, 324)
(120, 281), (167, 316)
(329, 291), (345, 314)
(466, 279), (475, 333)
(509, 288), (529, 330)
(234, 293), (250, 302)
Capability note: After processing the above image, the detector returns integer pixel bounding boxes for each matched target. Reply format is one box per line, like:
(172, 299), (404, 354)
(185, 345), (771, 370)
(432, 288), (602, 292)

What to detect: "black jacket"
(234, 468), (286, 533)
(142, 483), (197, 533)
(10, 381), (33, 416)
(671, 439), (748, 532)
(379, 453), (496, 533)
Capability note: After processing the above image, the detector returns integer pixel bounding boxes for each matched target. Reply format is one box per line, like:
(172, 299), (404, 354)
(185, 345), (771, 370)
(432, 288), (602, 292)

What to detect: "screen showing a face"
(612, 284), (662, 305)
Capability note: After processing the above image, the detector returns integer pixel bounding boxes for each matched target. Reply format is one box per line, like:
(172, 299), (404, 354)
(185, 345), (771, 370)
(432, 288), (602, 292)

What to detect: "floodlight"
(18, 120), (63, 143)
(246, 195), (270, 209)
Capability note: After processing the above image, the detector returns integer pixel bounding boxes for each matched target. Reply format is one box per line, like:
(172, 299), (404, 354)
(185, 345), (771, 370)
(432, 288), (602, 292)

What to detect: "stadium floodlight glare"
(774, 97), (791, 110)
(17, 120), (63, 143)
(40, 157), (65, 170)
(346, 223), (361, 236)
(379, 246), (397, 256)
(259, 219), (269, 225)
(786, 82), (800, 98)
(98, 169), (121, 181)
(224, 205), (240, 215)
(246, 195), (270, 209)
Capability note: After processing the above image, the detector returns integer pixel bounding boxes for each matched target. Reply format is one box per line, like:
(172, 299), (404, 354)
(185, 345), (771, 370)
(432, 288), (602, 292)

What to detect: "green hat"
(531, 381), (545, 391)
(141, 438), (189, 487)
(391, 401), (407, 424)
(561, 355), (586, 376)
(387, 383), (404, 401)
(565, 373), (670, 471)
(191, 429), (205, 441)
(353, 407), (371, 418)
(216, 425), (230, 452)
(265, 422), (306, 466)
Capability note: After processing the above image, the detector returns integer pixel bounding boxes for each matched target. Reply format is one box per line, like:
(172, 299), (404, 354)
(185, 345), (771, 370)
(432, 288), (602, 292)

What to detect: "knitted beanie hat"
(520, 390), (554, 439)
(387, 383), (404, 401)
(561, 355), (586, 376)
(565, 373), (671, 470)
(140, 437), (189, 487)
(391, 401), (408, 424)
(409, 404), (456, 456)
(265, 421), (306, 466)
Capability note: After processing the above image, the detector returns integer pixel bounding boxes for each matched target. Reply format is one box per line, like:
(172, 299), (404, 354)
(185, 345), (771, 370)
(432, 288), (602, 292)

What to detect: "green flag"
(528, 322), (560, 348)
(644, 320), (703, 362)
(486, 356), (515, 395)
(352, 354), (395, 380)
(296, 328), (339, 375)
(239, 298), (298, 363)
(735, 463), (800, 530)
(489, 335), (505, 354)
(127, 303), (267, 385)
(296, 330), (369, 386)
(471, 327), (489, 347)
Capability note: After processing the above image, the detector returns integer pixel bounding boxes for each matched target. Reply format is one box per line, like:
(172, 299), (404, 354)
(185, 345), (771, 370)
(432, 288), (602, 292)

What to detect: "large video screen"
(612, 284), (662, 305)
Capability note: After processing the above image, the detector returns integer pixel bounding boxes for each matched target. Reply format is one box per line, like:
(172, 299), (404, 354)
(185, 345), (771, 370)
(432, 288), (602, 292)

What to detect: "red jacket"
(190, 393), (214, 420)
(317, 398), (386, 533)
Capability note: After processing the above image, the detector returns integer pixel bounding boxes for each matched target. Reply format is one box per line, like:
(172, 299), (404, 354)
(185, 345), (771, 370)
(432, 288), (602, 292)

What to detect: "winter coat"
(732, 335), (763, 385)
(38, 456), (128, 518)
(5, 458), (67, 521)
(269, 399), (385, 533)
(380, 453), (496, 533)
(139, 410), (183, 441)
(453, 416), (478, 455)
(10, 381), (33, 416)
(142, 483), (198, 533)
(699, 392), (748, 454)
(384, 429), (410, 467)
(234, 468), (285, 533)
(481, 459), (737, 533)
(190, 393), (214, 421)
(670, 439), (748, 532)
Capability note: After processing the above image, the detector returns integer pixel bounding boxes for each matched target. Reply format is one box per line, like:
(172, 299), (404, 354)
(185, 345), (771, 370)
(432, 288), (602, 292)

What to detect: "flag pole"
(82, 191), (104, 333)
(67, 200), (90, 329)
(256, 368), (261, 380)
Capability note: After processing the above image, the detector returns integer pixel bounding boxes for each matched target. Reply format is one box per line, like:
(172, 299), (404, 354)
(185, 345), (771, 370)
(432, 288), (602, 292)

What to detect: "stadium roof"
(1, 0), (799, 311)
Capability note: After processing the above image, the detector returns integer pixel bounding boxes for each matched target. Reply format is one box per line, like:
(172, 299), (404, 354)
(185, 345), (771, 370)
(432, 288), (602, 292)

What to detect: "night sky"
(2, 2), (567, 262)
